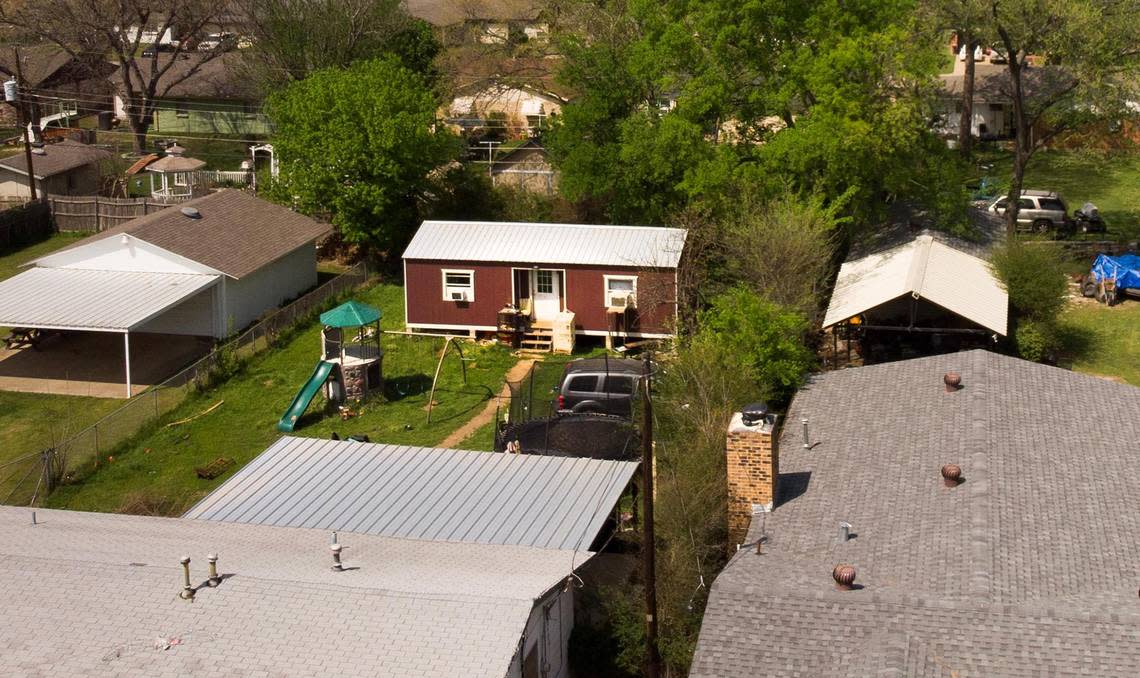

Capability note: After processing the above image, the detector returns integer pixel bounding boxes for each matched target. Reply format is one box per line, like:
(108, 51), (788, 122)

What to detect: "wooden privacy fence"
(46, 195), (169, 233)
(0, 200), (52, 247)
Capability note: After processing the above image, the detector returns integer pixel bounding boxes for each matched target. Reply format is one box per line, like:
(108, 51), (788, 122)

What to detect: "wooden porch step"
(521, 339), (552, 348)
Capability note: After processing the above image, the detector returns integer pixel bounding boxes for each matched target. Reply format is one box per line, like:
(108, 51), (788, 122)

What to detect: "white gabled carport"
(0, 268), (219, 397)
(823, 234), (1008, 336)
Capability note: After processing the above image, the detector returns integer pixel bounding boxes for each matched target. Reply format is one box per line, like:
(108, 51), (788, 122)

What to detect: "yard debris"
(195, 458), (235, 480)
(165, 401), (224, 428)
(338, 404), (359, 420)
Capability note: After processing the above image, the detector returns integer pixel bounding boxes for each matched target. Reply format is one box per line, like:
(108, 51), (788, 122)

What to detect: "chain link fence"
(5, 261), (373, 505)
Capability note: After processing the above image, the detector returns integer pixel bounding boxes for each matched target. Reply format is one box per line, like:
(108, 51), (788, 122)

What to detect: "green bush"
(1014, 318), (1058, 363)
(693, 286), (815, 402)
(989, 241), (1069, 321)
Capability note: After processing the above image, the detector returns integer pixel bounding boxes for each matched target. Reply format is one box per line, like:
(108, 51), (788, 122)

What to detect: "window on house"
(242, 101), (258, 120)
(536, 270), (554, 294)
(175, 103), (189, 119)
(604, 275), (637, 308)
(442, 269), (474, 301)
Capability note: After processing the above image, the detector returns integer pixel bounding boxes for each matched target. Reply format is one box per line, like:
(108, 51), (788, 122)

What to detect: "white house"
(937, 63), (1015, 140)
(0, 190), (328, 395)
(447, 83), (565, 137)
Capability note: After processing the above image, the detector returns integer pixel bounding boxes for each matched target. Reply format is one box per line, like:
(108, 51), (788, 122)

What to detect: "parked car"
(989, 46), (1009, 63)
(987, 190), (1073, 234)
(552, 358), (649, 418)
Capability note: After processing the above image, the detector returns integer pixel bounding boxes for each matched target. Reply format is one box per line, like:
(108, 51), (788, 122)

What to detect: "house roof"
(406, 0), (541, 26)
(0, 506), (575, 677)
(0, 268), (217, 332)
(46, 190), (330, 279)
(0, 43), (77, 87)
(109, 51), (256, 100)
(0, 139), (112, 179)
(403, 220), (687, 268)
(823, 234), (1008, 335)
(184, 436), (639, 551)
(690, 350), (1140, 677)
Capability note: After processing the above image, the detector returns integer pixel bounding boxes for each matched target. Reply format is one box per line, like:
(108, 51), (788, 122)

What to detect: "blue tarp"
(1091, 253), (1140, 290)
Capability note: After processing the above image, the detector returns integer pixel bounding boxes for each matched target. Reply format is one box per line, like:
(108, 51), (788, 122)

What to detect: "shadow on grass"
(384, 374), (432, 401)
(1054, 320), (1097, 369)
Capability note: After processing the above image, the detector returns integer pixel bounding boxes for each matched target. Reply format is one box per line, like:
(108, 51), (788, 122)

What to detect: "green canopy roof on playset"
(320, 300), (382, 328)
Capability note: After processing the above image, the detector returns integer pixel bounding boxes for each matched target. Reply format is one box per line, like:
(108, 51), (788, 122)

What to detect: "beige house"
(0, 139), (111, 199)
(447, 84), (565, 138)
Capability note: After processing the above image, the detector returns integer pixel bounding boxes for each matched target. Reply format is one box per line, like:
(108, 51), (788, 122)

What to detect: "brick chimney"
(725, 409), (779, 547)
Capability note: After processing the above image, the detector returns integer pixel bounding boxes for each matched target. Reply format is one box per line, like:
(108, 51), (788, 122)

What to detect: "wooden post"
(12, 47), (38, 201)
(93, 195), (99, 232)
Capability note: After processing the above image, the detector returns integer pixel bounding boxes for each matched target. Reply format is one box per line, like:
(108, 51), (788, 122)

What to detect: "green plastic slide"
(277, 361), (336, 432)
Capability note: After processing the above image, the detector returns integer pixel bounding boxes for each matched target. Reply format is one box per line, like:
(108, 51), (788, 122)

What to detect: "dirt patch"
(438, 358), (536, 448)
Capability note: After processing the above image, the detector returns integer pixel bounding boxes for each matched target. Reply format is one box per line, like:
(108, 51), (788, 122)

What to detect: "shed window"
(604, 275), (637, 307)
(536, 270), (554, 294)
(442, 269), (474, 301)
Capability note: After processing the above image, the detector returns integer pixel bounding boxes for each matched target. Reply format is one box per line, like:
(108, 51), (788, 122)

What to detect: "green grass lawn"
(46, 283), (521, 515)
(1059, 299), (1140, 387)
(979, 148), (1140, 241)
(0, 392), (122, 503)
(0, 232), (86, 281)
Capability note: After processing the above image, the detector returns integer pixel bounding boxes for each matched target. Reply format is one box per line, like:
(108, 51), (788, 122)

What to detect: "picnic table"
(4, 328), (56, 351)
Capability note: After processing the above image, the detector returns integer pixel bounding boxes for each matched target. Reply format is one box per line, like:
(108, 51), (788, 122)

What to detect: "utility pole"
(641, 351), (661, 678)
(10, 47), (38, 200)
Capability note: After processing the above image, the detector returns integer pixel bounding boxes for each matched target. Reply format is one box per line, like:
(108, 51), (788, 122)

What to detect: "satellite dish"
(180, 206), (201, 219)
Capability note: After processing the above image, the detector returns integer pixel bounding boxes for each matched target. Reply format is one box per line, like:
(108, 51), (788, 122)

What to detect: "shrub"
(989, 241), (1068, 321)
(1014, 318), (1058, 363)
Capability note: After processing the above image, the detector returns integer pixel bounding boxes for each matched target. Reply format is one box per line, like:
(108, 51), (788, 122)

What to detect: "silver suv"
(988, 190), (1072, 233)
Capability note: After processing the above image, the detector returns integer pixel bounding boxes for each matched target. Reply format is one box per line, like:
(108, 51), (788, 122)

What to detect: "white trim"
(603, 274), (637, 308)
(441, 268), (475, 302)
(403, 259), (409, 330)
(407, 322), (498, 332)
(406, 322), (672, 339)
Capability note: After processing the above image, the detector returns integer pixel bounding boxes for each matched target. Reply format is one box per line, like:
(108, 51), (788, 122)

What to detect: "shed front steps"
(521, 327), (553, 352)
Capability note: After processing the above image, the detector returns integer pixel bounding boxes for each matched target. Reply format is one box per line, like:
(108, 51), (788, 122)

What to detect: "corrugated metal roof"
(403, 220), (687, 268)
(0, 267), (217, 331)
(184, 436), (640, 551)
(823, 235), (1008, 335)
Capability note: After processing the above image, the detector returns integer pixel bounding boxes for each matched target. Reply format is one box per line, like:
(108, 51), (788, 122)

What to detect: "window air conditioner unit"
(609, 294), (633, 308)
(450, 290), (468, 301)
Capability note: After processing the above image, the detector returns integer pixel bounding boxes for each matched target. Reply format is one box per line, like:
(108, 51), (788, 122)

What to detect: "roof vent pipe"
(802, 418), (810, 449)
(207, 554), (220, 587)
(838, 521), (851, 542)
(180, 206), (201, 219)
(330, 543), (344, 572)
(179, 556), (195, 600)
(941, 464), (963, 487)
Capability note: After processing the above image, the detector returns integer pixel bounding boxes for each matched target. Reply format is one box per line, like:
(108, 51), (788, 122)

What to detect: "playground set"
(277, 300), (384, 432)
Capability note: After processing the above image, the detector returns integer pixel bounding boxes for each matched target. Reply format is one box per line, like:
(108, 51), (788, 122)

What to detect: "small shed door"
(533, 269), (562, 321)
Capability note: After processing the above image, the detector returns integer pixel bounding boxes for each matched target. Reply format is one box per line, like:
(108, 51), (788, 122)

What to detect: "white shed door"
(533, 269), (561, 321)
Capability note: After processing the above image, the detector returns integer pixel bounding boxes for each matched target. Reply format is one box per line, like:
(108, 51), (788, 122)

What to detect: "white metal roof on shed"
(823, 234), (1008, 335)
(0, 267), (218, 332)
(184, 436), (639, 551)
(403, 220), (687, 268)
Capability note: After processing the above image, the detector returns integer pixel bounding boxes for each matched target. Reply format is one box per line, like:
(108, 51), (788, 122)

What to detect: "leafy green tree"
(266, 58), (460, 251)
(237, 0), (440, 91)
(694, 286), (816, 401)
(986, 0), (1140, 234)
(989, 240), (1068, 360)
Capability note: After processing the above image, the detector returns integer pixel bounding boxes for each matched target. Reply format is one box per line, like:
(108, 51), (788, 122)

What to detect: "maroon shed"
(402, 221), (687, 341)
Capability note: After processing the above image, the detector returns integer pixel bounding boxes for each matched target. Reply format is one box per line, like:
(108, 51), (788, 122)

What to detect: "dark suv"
(553, 358), (648, 418)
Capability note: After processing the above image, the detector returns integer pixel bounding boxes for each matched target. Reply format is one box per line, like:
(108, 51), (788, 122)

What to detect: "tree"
(989, 239), (1068, 360)
(0, 1), (231, 152)
(266, 58), (460, 251)
(987, 0), (1140, 235)
(694, 286), (816, 402)
(917, 1), (993, 156)
(234, 0), (440, 92)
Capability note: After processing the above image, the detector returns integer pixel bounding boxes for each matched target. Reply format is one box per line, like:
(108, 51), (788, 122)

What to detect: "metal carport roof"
(184, 436), (640, 551)
(823, 235), (1008, 335)
(0, 267), (218, 332)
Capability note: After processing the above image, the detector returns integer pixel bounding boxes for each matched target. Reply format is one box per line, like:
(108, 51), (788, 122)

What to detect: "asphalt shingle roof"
(48, 190), (330, 279)
(691, 350), (1140, 677)
(0, 139), (112, 179)
(0, 506), (576, 677)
